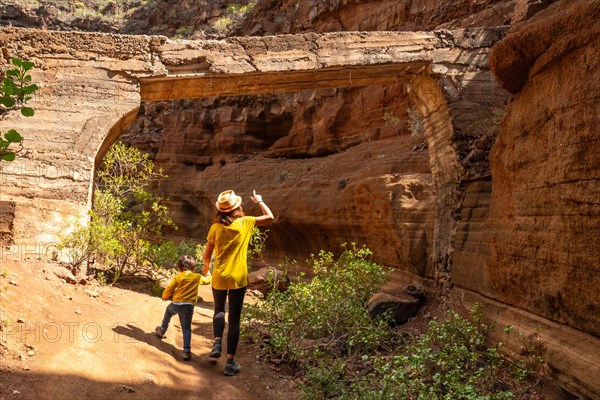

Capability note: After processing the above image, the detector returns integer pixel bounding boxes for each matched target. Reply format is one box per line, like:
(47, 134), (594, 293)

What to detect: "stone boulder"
(248, 267), (290, 296)
(52, 266), (77, 284)
(367, 285), (426, 325)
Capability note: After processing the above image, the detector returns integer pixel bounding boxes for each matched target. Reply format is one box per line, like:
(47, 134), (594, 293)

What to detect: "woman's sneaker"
(182, 351), (192, 361)
(224, 361), (241, 376)
(208, 342), (222, 358)
(154, 326), (165, 339)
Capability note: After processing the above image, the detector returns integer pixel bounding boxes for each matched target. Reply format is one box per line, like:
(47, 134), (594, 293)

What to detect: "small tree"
(59, 142), (176, 282)
(0, 58), (38, 161)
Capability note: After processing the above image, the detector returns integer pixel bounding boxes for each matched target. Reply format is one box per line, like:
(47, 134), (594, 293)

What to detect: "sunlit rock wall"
(122, 86), (436, 280)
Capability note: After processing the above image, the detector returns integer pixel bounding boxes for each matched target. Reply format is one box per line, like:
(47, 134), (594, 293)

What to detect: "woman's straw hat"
(215, 190), (242, 212)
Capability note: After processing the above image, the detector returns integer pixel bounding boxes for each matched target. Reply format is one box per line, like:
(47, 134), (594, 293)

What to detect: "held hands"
(250, 190), (263, 204)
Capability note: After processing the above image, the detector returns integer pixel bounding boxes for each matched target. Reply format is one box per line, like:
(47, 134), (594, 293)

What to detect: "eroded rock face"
(122, 85), (436, 276)
(0, 201), (16, 244)
(488, 0), (599, 336)
(482, 0), (600, 397)
(0, 0), (553, 38)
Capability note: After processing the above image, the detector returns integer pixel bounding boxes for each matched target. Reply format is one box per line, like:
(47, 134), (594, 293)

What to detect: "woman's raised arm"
(250, 190), (274, 226)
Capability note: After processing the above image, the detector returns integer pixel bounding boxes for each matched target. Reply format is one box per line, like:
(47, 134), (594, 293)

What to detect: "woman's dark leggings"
(212, 286), (247, 356)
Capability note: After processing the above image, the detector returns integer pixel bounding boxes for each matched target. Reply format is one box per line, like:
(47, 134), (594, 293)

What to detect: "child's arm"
(162, 276), (178, 300)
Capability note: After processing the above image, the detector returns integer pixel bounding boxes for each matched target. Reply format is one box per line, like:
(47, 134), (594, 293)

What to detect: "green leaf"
(22, 61), (35, 71)
(6, 70), (18, 77)
(1, 152), (16, 161)
(0, 97), (15, 108)
(5, 129), (22, 143)
(22, 84), (38, 94)
(2, 81), (16, 95)
(21, 107), (34, 117)
(0, 140), (9, 148)
(11, 58), (22, 67)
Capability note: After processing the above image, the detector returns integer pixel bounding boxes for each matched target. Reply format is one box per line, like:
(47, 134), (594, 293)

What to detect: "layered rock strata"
(481, 1), (599, 398)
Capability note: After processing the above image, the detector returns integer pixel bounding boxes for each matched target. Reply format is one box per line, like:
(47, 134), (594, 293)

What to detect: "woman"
(202, 189), (274, 376)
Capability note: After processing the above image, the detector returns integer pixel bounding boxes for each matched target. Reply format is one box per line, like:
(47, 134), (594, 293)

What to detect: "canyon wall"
(480, 1), (599, 397)
(0, 29), (431, 252)
(0, 0), (556, 39)
(121, 87), (436, 278)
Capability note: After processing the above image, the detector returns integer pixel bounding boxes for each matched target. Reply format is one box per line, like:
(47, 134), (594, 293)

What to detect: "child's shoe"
(223, 360), (241, 376)
(183, 351), (192, 361)
(208, 341), (222, 358)
(154, 326), (165, 339)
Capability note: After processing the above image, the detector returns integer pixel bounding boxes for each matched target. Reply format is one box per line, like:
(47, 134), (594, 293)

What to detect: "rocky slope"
(0, 0), (249, 37)
(1, 0), (558, 38)
(234, 0), (549, 35)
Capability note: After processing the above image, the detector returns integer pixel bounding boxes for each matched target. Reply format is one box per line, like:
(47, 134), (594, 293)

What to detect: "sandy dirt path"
(0, 257), (298, 400)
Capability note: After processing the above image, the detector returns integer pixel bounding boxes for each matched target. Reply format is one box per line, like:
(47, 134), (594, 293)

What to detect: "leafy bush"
(242, 244), (394, 367)
(58, 142), (175, 282)
(211, 2), (255, 34)
(174, 25), (194, 38)
(243, 247), (541, 399)
(344, 305), (540, 400)
(143, 239), (206, 274)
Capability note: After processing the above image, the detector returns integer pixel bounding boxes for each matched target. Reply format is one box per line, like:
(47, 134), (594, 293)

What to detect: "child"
(155, 255), (210, 361)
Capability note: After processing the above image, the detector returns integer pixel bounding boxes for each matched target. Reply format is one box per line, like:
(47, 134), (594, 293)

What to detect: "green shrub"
(95, 271), (107, 286)
(174, 25), (194, 38)
(143, 239), (206, 273)
(242, 244), (394, 366)
(244, 255), (541, 400)
(58, 142), (175, 283)
(211, 2), (255, 34)
(346, 305), (540, 400)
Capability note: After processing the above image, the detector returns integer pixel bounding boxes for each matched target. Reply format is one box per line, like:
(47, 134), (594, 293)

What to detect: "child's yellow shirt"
(162, 270), (211, 304)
